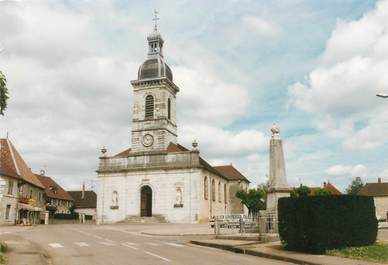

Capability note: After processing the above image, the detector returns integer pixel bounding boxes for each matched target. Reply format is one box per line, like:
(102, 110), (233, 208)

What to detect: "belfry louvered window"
(145, 95), (154, 119)
(167, 98), (171, 120)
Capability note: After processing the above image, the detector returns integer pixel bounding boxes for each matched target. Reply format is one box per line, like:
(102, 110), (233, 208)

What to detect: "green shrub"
(278, 195), (377, 254)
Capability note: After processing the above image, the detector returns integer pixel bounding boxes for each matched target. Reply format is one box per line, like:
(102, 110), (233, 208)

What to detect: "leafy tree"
(346, 177), (364, 195)
(313, 188), (332, 196)
(290, 185), (311, 198)
(0, 71), (8, 116)
(236, 188), (266, 216)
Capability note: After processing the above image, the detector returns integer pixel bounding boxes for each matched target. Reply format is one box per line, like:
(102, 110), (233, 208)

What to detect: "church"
(96, 21), (250, 224)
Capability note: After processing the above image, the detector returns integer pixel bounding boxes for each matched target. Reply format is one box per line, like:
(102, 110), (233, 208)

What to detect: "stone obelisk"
(266, 124), (291, 212)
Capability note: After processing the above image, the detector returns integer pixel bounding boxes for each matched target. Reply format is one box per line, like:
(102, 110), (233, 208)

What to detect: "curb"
(190, 240), (320, 265)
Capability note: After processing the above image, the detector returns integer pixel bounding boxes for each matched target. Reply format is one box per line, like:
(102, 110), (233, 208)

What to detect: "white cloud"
(289, 0), (388, 150)
(325, 164), (367, 178)
(242, 16), (279, 37)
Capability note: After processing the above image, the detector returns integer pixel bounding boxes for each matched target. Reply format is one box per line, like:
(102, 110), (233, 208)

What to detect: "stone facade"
(96, 25), (250, 224)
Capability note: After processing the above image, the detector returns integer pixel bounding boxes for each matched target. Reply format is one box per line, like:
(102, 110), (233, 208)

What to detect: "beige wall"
(374, 196), (388, 220)
(0, 175), (19, 225)
(198, 171), (249, 223)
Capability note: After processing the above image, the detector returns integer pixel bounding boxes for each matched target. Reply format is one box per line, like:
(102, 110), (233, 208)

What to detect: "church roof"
(36, 174), (74, 201)
(0, 138), (45, 189)
(138, 58), (173, 82)
(213, 165), (250, 183)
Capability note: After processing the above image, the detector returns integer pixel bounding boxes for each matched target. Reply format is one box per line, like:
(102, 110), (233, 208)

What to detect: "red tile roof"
(309, 181), (342, 195)
(0, 138), (44, 189)
(213, 165), (250, 183)
(36, 175), (74, 201)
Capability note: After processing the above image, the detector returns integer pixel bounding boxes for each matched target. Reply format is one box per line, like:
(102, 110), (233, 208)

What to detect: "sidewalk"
(190, 239), (383, 265)
(0, 233), (50, 265)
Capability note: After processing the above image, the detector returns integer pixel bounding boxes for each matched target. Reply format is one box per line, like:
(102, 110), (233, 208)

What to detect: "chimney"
(82, 183), (85, 199)
(378, 177), (382, 183)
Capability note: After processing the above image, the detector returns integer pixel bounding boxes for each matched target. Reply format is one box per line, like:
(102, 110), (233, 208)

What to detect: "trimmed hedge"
(278, 195), (377, 254)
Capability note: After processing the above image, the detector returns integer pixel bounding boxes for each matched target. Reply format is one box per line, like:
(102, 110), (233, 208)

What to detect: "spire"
(147, 10), (164, 58)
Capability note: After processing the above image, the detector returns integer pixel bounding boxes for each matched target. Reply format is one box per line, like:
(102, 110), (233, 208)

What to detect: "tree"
(313, 188), (332, 196)
(0, 71), (8, 116)
(236, 188), (266, 217)
(346, 177), (364, 195)
(290, 185), (311, 198)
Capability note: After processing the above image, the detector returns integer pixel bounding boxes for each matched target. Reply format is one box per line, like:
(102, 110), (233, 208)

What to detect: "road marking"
(121, 242), (139, 250)
(100, 241), (116, 246)
(75, 242), (89, 247)
(144, 251), (171, 262)
(49, 243), (64, 248)
(145, 242), (159, 246)
(165, 242), (184, 247)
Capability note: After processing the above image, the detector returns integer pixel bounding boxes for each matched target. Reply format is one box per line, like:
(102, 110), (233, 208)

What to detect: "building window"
(8, 180), (14, 195)
(5, 205), (11, 220)
(167, 98), (171, 120)
(211, 179), (215, 202)
(224, 184), (227, 204)
(145, 95), (154, 119)
(204, 176), (208, 200)
(38, 192), (42, 202)
(29, 189), (33, 199)
(218, 181), (221, 203)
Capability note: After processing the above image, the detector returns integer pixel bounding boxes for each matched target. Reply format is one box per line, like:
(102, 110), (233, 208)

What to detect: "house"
(359, 178), (388, 221)
(96, 24), (250, 224)
(0, 138), (45, 225)
(68, 187), (97, 221)
(310, 181), (342, 195)
(36, 172), (74, 215)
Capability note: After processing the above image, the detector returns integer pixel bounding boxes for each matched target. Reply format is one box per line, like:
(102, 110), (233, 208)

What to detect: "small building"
(68, 188), (97, 221)
(310, 181), (342, 195)
(0, 138), (45, 225)
(36, 173), (74, 215)
(359, 178), (388, 221)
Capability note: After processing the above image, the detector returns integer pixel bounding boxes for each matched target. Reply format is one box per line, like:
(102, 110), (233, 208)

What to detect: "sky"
(0, 0), (388, 192)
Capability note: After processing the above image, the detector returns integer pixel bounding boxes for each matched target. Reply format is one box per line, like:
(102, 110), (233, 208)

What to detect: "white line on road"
(145, 242), (159, 246)
(144, 251), (171, 262)
(100, 241), (116, 246)
(75, 242), (89, 247)
(165, 242), (184, 247)
(121, 242), (139, 250)
(49, 243), (64, 248)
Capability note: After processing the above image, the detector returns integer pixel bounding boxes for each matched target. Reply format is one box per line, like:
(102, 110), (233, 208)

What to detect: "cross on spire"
(152, 10), (159, 31)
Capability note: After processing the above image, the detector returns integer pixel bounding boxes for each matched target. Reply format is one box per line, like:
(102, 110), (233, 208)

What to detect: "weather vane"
(153, 10), (159, 31)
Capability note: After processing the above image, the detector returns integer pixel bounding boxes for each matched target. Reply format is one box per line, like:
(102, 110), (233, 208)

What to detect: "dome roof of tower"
(147, 30), (163, 40)
(138, 57), (173, 81)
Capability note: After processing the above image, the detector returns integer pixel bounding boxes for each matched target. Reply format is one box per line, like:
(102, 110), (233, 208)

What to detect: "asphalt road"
(1, 224), (294, 265)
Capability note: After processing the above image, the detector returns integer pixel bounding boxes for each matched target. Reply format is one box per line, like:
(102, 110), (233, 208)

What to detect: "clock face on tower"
(142, 133), (154, 147)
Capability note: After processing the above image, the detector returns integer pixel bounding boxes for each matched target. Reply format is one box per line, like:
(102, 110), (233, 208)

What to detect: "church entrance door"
(140, 186), (152, 217)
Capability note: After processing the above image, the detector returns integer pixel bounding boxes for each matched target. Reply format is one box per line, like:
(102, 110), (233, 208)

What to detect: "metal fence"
(213, 211), (278, 235)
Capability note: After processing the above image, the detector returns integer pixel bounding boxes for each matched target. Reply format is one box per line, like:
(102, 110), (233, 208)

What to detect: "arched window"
(167, 98), (171, 120)
(145, 95), (154, 119)
(224, 184), (227, 204)
(211, 179), (215, 202)
(204, 176), (208, 200)
(218, 181), (221, 203)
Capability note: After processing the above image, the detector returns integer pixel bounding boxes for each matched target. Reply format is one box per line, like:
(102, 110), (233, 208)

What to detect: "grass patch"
(327, 241), (388, 264)
(0, 242), (6, 264)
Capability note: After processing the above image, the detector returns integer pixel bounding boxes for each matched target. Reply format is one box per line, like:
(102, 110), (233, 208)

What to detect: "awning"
(17, 203), (43, 212)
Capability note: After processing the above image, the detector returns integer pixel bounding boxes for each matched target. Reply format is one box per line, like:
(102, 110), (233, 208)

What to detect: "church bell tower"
(130, 12), (179, 152)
